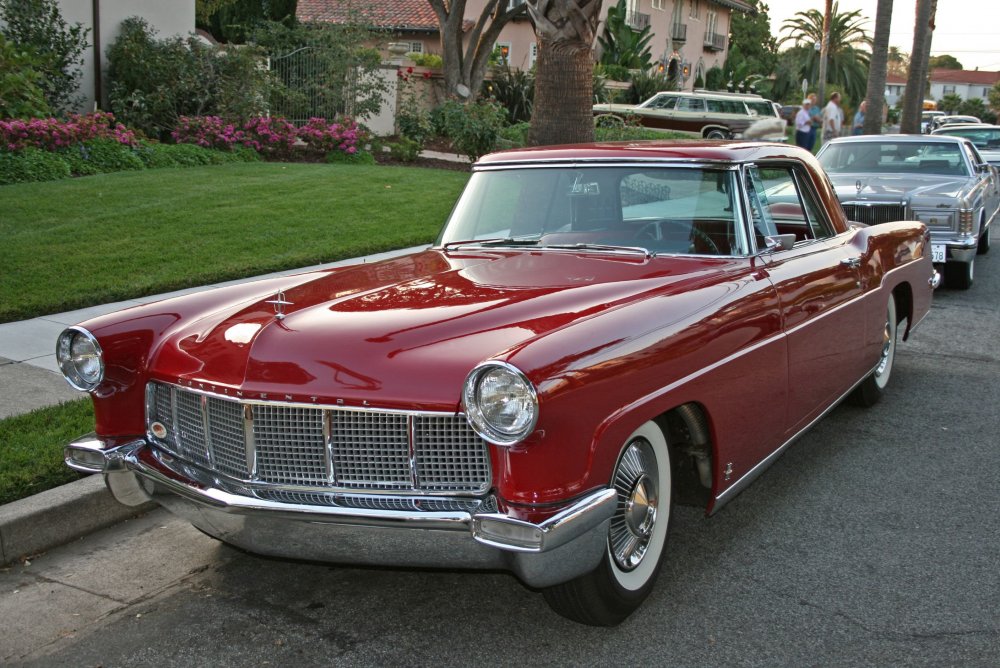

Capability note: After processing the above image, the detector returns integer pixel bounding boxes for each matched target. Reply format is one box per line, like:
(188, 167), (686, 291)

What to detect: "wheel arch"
(891, 281), (914, 340)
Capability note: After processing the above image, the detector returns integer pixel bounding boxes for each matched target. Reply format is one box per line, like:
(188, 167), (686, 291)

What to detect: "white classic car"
(817, 134), (998, 289)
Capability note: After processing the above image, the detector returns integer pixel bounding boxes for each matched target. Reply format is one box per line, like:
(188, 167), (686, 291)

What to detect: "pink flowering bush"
(297, 117), (360, 155)
(0, 112), (137, 152)
(172, 115), (363, 158)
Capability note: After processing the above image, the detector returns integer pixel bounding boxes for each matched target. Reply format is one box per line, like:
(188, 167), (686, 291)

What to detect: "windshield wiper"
(443, 237), (541, 249)
(544, 243), (651, 257)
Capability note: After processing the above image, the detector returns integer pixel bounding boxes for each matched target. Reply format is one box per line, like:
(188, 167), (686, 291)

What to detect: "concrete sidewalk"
(0, 245), (428, 565)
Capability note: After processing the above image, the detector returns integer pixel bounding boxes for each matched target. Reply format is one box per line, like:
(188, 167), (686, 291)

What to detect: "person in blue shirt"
(852, 101), (867, 135)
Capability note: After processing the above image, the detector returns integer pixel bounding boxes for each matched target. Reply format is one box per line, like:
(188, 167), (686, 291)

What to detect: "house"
(52, 0), (195, 113)
(884, 69), (1000, 109)
(297, 0), (753, 91)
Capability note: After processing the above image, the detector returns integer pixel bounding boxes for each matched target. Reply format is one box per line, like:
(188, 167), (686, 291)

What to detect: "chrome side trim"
(710, 362), (877, 514)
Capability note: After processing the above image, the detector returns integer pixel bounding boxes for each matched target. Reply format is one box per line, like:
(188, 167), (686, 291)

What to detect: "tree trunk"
(900, 0), (936, 133)
(817, 0), (832, 110)
(526, 0), (603, 146)
(863, 0), (893, 135)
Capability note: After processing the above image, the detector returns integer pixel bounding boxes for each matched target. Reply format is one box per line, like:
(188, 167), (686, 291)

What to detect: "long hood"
(148, 250), (721, 409)
(829, 172), (971, 201)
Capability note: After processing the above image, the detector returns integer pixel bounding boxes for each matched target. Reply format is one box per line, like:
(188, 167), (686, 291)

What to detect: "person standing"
(852, 100), (867, 135)
(823, 92), (843, 142)
(795, 100), (813, 150)
(807, 93), (821, 151)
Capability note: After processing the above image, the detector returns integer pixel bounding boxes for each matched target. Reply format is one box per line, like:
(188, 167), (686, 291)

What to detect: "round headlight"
(56, 327), (104, 391)
(463, 362), (538, 446)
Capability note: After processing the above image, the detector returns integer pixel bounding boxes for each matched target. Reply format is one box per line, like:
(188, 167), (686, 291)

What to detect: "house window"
(495, 41), (512, 66)
(984, 87), (992, 98)
(706, 9), (717, 36)
(652, 0), (664, 10)
(689, 0), (699, 19)
(530, 42), (537, 68)
(508, 0), (527, 9)
(409, 42), (423, 54)
(943, 85), (956, 95)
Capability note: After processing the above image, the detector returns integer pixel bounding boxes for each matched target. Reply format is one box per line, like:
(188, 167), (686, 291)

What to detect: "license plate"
(931, 244), (946, 263)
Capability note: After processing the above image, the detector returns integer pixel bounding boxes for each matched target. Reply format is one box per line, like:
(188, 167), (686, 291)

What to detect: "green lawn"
(1, 162), (470, 323)
(0, 400), (93, 505)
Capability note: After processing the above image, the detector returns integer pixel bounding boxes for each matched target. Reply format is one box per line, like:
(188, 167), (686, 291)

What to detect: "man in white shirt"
(822, 92), (842, 142)
(795, 100), (813, 150)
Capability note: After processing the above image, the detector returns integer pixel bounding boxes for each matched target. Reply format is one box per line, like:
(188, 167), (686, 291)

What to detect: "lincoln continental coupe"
(817, 134), (997, 290)
(60, 142), (936, 626)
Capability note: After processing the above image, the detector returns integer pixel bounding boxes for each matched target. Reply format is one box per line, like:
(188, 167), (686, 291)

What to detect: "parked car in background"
(933, 124), (1000, 166)
(779, 104), (801, 126)
(60, 141), (935, 627)
(921, 111), (945, 133)
(817, 134), (997, 289)
(931, 115), (982, 132)
(593, 90), (786, 141)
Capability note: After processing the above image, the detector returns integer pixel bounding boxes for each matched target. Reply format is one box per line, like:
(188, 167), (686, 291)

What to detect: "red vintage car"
(60, 141), (937, 626)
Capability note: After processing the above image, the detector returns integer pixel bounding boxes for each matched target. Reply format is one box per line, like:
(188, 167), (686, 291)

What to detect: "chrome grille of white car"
(842, 203), (906, 226)
(146, 381), (491, 495)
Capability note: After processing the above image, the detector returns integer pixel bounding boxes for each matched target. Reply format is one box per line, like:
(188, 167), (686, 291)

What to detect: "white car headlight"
(56, 327), (104, 391)
(463, 362), (538, 446)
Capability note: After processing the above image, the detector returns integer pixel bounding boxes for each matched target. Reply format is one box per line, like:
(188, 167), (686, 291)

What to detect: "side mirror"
(763, 234), (796, 252)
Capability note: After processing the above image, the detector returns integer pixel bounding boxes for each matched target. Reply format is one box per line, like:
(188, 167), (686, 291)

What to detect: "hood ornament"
(856, 179), (864, 193)
(265, 291), (293, 321)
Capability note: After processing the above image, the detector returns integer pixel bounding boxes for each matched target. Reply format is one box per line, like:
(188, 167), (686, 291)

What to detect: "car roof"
(476, 141), (812, 166)
(822, 133), (967, 146)
(933, 124), (1000, 133)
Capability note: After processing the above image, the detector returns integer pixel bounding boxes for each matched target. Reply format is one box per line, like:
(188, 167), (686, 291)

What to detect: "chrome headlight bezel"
(463, 361), (538, 446)
(56, 326), (105, 392)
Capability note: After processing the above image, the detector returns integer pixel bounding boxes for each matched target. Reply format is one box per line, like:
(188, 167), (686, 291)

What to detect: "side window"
(707, 99), (722, 113)
(745, 165), (835, 247)
(677, 97), (705, 112)
(651, 96), (677, 110)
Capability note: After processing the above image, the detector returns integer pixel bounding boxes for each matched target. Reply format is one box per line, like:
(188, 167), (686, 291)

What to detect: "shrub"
(172, 115), (297, 155)
(705, 66), (726, 91)
(433, 98), (507, 161)
(484, 65), (534, 124)
(0, 112), (136, 151)
(627, 72), (670, 104)
(134, 141), (259, 168)
(407, 52), (443, 68)
(298, 116), (361, 155)
(497, 122), (530, 148)
(107, 17), (276, 140)
(326, 148), (376, 165)
(77, 138), (144, 172)
(388, 137), (420, 162)
(0, 146), (70, 184)
(0, 33), (50, 118)
(0, 0), (89, 114)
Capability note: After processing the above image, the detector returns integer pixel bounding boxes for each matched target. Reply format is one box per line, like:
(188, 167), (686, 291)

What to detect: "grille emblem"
(856, 179), (863, 193)
(265, 290), (293, 320)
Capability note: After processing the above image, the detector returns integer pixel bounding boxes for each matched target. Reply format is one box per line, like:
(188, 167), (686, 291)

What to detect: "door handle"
(840, 256), (862, 268)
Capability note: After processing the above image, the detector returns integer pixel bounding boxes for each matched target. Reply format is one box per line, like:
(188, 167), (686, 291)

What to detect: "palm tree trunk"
(817, 0), (832, 110)
(526, 0), (603, 146)
(900, 0), (936, 133)
(863, 0), (893, 134)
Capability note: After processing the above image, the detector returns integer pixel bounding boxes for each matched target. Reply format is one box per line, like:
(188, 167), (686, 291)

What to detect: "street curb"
(0, 474), (155, 565)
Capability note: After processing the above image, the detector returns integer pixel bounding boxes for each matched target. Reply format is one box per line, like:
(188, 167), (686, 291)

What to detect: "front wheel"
(850, 293), (897, 407)
(704, 128), (729, 140)
(543, 421), (672, 626)
(978, 224), (990, 255)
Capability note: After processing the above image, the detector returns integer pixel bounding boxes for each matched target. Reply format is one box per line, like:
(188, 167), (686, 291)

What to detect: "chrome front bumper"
(66, 434), (615, 588)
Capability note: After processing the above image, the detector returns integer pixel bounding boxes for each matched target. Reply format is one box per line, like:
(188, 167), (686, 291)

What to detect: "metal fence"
(268, 47), (357, 124)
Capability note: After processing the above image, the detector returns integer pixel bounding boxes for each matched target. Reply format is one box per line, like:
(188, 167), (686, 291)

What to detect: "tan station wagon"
(593, 90), (786, 141)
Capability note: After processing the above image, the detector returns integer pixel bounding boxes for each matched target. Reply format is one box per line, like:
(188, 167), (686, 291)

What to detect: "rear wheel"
(543, 421), (672, 626)
(850, 293), (897, 407)
(705, 128), (728, 140)
(944, 258), (974, 290)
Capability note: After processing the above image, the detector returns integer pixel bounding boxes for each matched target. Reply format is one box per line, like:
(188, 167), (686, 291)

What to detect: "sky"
(763, 1), (1000, 72)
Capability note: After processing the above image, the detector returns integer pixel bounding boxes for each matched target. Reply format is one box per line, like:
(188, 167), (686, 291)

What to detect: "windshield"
(936, 127), (1000, 149)
(437, 166), (748, 256)
(818, 141), (971, 177)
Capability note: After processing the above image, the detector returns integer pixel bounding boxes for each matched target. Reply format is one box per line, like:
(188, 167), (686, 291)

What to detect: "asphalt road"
(3, 250), (998, 667)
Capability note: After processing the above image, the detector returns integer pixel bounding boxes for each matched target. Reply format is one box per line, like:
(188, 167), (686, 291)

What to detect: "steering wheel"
(635, 220), (720, 254)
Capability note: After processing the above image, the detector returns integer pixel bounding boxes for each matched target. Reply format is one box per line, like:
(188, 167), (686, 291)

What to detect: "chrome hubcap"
(610, 439), (659, 571)
(875, 319), (892, 377)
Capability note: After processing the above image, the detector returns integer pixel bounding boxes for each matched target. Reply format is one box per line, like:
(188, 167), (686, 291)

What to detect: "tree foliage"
(939, 92), (962, 113)
(199, 0), (298, 42)
(989, 82), (1000, 112)
(0, 0), (89, 114)
(598, 0), (653, 70)
(928, 54), (962, 70)
(725, 0), (777, 79)
(0, 33), (51, 118)
(777, 2), (871, 104)
(887, 47), (909, 76)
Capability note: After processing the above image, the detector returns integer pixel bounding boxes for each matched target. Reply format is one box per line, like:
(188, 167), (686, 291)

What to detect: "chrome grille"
(146, 382), (490, 495)
(842, 203), (905, 226)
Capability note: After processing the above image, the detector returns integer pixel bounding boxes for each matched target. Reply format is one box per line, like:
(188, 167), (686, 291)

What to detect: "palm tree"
(778, 2), (872, 104)
(527, 0), (604, 146)
(900, 0), (937, 133)
(862, 0), (893, 134)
